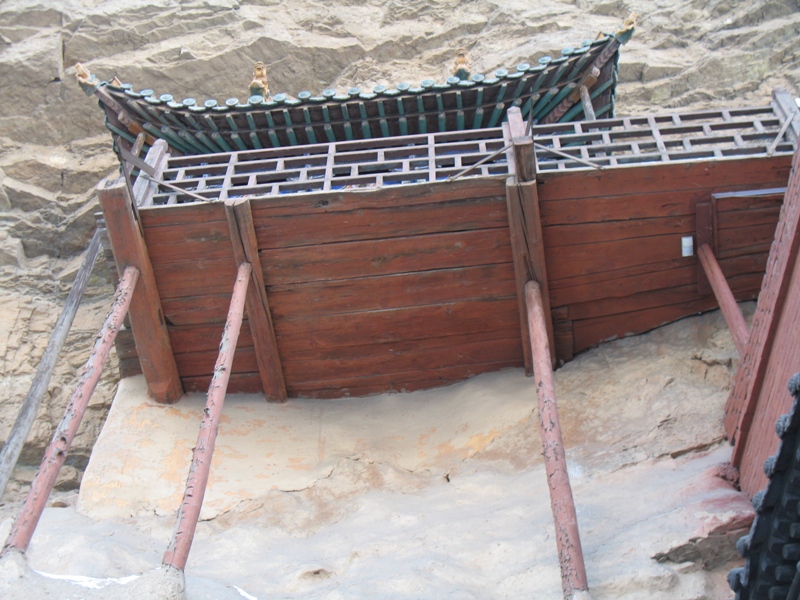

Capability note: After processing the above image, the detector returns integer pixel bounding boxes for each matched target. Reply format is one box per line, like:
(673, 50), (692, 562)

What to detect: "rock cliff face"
(0, 0), (798, 496)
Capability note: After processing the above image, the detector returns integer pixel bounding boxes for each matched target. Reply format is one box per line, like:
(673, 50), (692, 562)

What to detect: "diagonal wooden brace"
(2, 266), (140, 554)
(162, 263), (251, 571)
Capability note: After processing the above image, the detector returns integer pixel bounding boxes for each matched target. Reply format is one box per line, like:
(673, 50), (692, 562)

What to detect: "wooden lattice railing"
(138, 100), (797, 207)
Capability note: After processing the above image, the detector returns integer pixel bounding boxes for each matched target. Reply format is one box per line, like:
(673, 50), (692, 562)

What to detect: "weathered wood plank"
(247, 176), (508, 218)
(267, 264), (516, 319)
(275, 298), (521, 351)
(144, 219), (235, 263)
(226, 199), (287, 402)
(154, 258), (239, 299)
(543, 215), (694, 248)
(281, 334), (523, 383)
(537, 155), (792, 202)
(99, 176), (183, 403)
(252, 197), (509, 249)
(260, 228), (513, 285)
(546, 234), (686, 281)
(716, 206), (781, 230)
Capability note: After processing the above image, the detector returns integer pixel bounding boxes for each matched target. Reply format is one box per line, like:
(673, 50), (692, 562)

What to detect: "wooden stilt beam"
(99, 176), (183, 403)
(2, 266), (139, 554)
(698, 244), (749, 356)
(526, 280), (590, 600)
(162, 262), (251, 571)
(225, 199), (287, 402)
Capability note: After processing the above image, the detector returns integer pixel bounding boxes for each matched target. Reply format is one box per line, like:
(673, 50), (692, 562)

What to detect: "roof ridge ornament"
(249, 61), (270, 100)
(453, 49), (471, 81)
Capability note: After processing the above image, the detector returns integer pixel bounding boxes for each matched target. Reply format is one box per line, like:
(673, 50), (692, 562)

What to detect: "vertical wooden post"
(0, 230), (101, 499)
(225, 199), (287, 402)
(162, 263), (251, 571)
(507, 107), (536, 182)
(697, 244), (749, 356)
(505, 107), (556, 368)
(99, 176), (183, 403)
(2, 266), (139, 554)
(695, 201), (714, 297)
(526, 280), (590, 600)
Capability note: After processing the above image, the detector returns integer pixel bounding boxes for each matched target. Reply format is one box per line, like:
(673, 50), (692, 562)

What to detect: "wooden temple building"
(5, 16), (800, 598)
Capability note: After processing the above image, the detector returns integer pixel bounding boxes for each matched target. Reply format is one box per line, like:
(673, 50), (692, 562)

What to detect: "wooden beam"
(131, 139), (169, 208)
(579, 86), (596, 121)
(225, 199), (287, 402)
(506, 181), (533, 375)
(696, 201), (714, 296)
(99, 176), (183, 403)
(697, 244), (749, 355)
(3, 266), (139, 554)
(162, 263), (251, 571)
(525, 280), (590, 598)
(506, 106), (536, 182)
(519, 180), (555, 366)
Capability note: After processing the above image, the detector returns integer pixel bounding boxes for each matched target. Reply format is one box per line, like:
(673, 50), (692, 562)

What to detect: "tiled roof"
(77, 25), (634, 157)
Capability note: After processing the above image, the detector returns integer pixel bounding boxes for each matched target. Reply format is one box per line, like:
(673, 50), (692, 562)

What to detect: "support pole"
(525, 280), (590, 600)
(2, 266), (140, 554)
(162, 262), (251, 571)
(697, 243), (749, 356)
(0, 229), (102, 499)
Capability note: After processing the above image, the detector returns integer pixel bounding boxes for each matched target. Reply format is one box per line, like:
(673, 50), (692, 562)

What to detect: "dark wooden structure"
(105, 101), (796, 401)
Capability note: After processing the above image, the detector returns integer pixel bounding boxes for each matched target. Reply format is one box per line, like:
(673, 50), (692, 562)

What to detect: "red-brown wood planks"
(267, 264), (516, 319)
(260, 228), (512, 285)
(537, 155), (792, 202)
(252, 197), (508, 249)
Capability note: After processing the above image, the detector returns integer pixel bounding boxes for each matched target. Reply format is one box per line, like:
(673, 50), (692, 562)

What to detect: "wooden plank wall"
(114, 153), (793, 401)
(536, 155), (792, 361)
(726, 148), (800, 497)
(119, 177), (523, 398)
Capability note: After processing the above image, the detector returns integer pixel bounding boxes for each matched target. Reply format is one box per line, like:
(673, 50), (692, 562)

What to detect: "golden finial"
(74, 63), (99, 94)
(249, 61), (270, 99)
(452, 49), (470, 81)
(75, 63), (92, 84)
